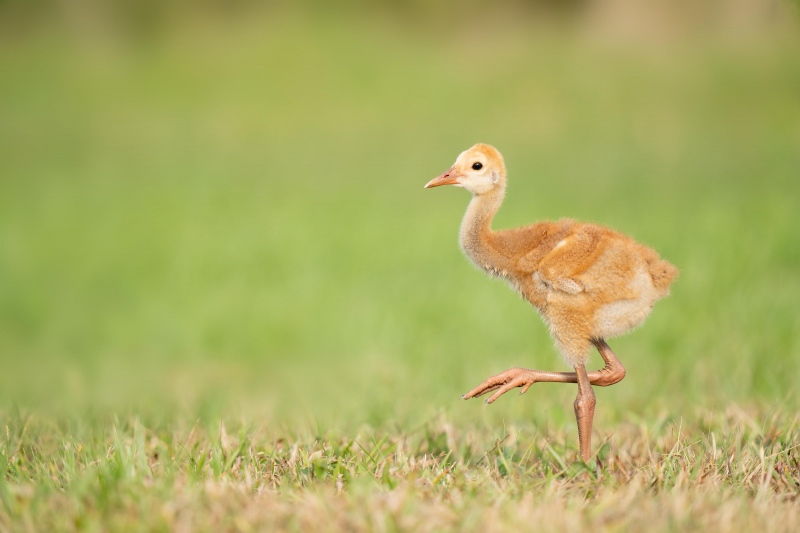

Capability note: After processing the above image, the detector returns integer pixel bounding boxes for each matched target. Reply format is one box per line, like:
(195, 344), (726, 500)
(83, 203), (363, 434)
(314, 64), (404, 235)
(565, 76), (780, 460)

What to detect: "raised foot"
(462, 367), (537, 405)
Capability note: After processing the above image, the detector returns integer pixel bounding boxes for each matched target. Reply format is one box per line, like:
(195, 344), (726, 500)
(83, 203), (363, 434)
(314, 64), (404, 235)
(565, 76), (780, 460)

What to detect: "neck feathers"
(459, 189), (509, 273)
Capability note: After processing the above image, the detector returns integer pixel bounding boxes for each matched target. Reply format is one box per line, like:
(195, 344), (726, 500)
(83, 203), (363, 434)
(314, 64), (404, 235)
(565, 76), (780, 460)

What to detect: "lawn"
(1, 9), (799, 532)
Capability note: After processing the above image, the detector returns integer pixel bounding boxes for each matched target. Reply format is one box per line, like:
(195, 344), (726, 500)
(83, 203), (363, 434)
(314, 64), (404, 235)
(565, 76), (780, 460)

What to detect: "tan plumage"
(425, 143), (678, 461)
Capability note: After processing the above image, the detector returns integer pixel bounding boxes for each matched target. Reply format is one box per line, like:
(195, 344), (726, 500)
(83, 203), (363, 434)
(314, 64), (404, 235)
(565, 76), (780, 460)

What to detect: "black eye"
(472, 162), (483, 170)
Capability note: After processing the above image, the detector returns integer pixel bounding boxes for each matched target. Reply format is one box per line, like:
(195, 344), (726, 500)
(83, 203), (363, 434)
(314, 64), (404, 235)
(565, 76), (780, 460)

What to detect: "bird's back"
(492, 220), (677, 340)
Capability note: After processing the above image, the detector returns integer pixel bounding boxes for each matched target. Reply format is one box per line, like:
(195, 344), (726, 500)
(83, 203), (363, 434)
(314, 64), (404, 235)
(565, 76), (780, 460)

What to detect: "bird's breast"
(490, 267), (533, 300)
(482, 264), (508, 278)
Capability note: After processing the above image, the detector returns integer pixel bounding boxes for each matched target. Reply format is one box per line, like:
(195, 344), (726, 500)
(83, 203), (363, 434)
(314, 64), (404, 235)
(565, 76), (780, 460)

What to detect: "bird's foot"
(462, 367), (537, 405)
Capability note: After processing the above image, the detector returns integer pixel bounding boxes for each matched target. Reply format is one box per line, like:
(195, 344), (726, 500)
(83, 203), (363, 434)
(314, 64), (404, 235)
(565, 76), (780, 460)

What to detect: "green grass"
(1, 12), (800, 532)
(2, 408), (800, 531)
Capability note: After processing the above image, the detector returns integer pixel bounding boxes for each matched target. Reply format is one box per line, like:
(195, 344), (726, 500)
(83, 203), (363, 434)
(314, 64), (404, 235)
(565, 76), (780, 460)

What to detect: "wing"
(532, 226), (608, 295)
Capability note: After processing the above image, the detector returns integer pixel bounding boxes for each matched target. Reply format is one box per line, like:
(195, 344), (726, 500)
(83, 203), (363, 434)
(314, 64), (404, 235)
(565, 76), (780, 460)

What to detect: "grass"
(3, 407), (800, 531)
(1, 11), (800, 532)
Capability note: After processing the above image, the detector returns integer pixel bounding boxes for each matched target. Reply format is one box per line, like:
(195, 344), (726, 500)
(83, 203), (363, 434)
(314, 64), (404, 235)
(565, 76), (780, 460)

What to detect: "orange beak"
(424, 167), (461, 189)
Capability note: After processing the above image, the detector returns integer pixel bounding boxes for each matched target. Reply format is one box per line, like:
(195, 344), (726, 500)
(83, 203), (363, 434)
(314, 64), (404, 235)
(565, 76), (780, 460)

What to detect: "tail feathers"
(649, 259), (679, 295)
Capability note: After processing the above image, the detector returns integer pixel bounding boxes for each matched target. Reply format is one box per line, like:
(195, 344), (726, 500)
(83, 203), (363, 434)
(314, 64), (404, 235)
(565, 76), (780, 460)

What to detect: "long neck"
(459, 187), (509, 271)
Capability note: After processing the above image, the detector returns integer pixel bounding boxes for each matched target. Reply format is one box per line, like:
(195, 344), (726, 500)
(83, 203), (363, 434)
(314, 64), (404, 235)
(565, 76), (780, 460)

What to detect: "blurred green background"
(1, 0), (799, 431)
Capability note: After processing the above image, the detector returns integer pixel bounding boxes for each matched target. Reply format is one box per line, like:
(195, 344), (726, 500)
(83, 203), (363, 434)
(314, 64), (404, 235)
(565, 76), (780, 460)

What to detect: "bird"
(424, 143), (678, 462)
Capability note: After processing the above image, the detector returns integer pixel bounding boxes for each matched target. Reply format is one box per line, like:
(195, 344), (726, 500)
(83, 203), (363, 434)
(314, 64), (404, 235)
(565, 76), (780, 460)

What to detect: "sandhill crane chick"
(425, 144), (678, 461)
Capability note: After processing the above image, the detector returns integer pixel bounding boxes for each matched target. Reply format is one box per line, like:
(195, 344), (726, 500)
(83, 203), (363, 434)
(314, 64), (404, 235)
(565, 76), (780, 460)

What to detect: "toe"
(462, 368), (530, 400)
(485, 378), (524, 405)
(462, 372), (508, 399)
(463, 382), (500, 400)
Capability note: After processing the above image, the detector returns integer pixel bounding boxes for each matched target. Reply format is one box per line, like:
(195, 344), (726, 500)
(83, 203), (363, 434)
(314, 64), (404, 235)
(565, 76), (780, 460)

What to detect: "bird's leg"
(573, 363), (596, 462)
(588, 339), (626, 387)
(461, 339), (625, 403)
